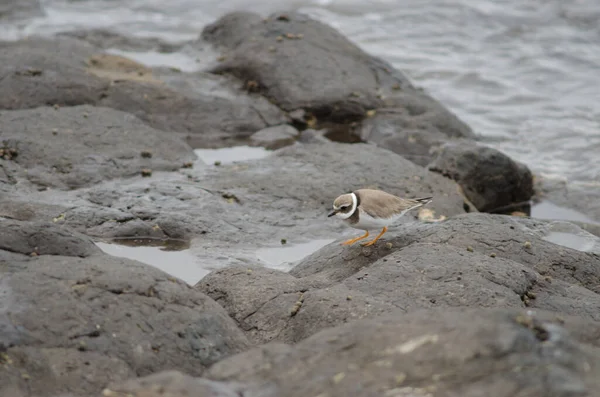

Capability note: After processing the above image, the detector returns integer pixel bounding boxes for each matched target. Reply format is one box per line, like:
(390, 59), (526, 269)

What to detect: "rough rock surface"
(107, 308), (600, 397)
(0, 37), (286, 148)
(202, 11), (473, 138)
(0, 105), (195, 189)
(250, 124), (299, 150)
(0, 141), (469, 275)
(1, 9), (599, 397)
(428, 142), (535, 213)
(198, 213), (600, 345)
(0, 219), (250, 397)
(0, 0), (42, 20)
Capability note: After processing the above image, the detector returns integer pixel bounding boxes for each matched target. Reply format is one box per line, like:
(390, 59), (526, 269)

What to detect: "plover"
(328, 189), (433, 246)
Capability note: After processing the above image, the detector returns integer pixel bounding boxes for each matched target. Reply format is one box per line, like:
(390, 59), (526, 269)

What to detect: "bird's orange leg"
(341, 231), (369, 246)
(361, 226), (388, 247)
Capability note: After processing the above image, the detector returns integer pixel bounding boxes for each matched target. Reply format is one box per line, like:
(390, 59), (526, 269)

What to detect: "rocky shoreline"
(2, 9), (600, 397)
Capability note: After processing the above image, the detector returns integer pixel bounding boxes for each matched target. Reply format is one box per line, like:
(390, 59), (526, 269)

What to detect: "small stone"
(280, 238), (287, 245)
(366, 109), (376, 117)
(216, 55), (226, 62)
(53, 104), (60, 109)
(141, 169), (152, 177)
(385, 242), (393, 249)
(246, 80), (259, 91)
(545, 276), (552, 283)
(214, 161), (221, 166)
(182, 161), (193, 169)
(395, 373), (407, 385)
(466, 246), (474, 252)
(346, 296), (352, 301)
(276, 35), (284, 41)
(83, 112), (89, 118)
(524, 241), (532, 249)
(526, 291), (537, 299)
(268, 46), (276, 52)
(490, 253), (496, 258)
(332, 372), (346, 384)
(140, 150), (152, 158)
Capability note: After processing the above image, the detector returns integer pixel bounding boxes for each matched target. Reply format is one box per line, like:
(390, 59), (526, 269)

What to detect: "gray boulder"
(107, 308), (600, 397)
(0, 105), (196, 189)
(198, 213), (600, 345)
(0, 220), (250, 397)
(202, 10), (471, 138)
(0, 37), (287, 148)
(428, 142), (534, 213)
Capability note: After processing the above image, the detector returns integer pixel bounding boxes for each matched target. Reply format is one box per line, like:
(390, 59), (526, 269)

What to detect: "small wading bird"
(328, 188), (433, 247)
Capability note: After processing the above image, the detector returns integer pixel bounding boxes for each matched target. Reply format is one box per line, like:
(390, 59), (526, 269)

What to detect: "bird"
(328, 188), (433, 247)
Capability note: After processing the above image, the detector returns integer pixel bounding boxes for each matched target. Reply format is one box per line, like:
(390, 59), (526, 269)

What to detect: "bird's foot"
(341, 231), (369, 246)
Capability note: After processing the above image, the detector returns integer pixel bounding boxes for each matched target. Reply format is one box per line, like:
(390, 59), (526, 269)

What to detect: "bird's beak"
(328, 210), (337, 217)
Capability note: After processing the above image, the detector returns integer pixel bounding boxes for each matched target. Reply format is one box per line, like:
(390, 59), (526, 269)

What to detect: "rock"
(1, 140), (466, 248)
(103, 370), (244, 397)
(0, 0), (43, 20)
(202, 308), (600, 397)
(0, 37), (105, 109)
(0, 221), (250, 397)
(294, 213), (600, 292)
(250, 124), (299, 150)
(358, 106), (476, 167)
(205, 141), (468, 218)
(202, 11), (471, 135)
(0, 36), (287, 148)
(0, 105), (196, 189)
(0, 219), (100, 257)
(198, 213), (600, 345)
(198, 266), (397, 344)
(428, 142), (534, 213)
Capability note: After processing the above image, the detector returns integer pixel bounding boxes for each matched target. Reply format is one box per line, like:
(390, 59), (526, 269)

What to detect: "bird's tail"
(414, 197), (433, 206)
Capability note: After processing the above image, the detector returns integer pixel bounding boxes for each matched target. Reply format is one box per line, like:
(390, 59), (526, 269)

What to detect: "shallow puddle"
(256, 239), (335, 272)
(95, 238), (209, 285)
(106, 48), (202, 73)
(531, 201), (599, 225)
(542, 232), (597, 253)
(194, 146), (270, 165)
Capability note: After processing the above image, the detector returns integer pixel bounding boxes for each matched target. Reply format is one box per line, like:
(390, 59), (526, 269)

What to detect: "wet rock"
(0, 0), (43, 20)
(203, 308), (600, 397)
(0, 37), (105, 109)
(250, 124), (299, 150)
(104, 370), (243, 397)
(202, 11), (471, 135)
(199, 266), (397, 344)
(428, 142), (534, 213)
(0, 222), (250, 397)
(7, 140), (465, 253)
(295, 213), (600, 291)
(0, 219), (100, 257)
(359, 107), (475, 166)
(58, 29), (181, 52)
(0, 36), (286, 148)
(205, 141), (468, 218)
(0, 105), (195, 189)
(198, 213), (600, 344)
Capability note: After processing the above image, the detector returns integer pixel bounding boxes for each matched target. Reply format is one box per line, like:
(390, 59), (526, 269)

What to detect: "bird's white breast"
(349, 208), (409, 231)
